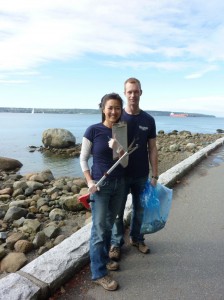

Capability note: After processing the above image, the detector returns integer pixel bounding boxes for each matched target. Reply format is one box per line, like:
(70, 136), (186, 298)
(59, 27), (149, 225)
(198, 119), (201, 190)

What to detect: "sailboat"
(31, 108), (35, 114)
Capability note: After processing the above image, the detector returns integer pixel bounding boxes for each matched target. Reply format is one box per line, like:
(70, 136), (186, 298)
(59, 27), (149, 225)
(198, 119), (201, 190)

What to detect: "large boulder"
(0, 157), (23, 171)
(42, 128), (76, 148)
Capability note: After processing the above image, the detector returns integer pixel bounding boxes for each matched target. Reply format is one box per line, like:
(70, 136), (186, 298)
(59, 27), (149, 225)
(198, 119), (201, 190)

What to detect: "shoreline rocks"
(0, 169), (90, 278)
(0, 131), (223, 278)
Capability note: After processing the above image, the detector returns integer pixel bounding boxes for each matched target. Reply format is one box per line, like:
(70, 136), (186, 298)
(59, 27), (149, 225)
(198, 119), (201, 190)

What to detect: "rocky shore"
(0, 131), (223, 279)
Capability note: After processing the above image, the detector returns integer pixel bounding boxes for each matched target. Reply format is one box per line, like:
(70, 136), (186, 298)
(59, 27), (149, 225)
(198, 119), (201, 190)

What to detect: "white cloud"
(104, 60), (190, 71)
(0, 79), (28, 84)
(185, 65), (219, 79)
(1, 0), (224, 73)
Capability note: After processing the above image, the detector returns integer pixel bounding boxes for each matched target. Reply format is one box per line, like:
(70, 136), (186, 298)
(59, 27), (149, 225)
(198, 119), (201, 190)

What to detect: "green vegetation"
(0, 107), (215, 117)
(0, 107), (99, 114)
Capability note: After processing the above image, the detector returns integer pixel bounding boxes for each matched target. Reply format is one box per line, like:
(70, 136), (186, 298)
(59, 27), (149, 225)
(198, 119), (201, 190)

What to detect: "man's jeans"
(111, 176), (148, 247)
(89, 177), (125, 280)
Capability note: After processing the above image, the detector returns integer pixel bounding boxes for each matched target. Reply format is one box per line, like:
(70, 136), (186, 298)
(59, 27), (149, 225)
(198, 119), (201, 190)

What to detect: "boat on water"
(170, 112), (188, 117)
(31, 108), (35, 114)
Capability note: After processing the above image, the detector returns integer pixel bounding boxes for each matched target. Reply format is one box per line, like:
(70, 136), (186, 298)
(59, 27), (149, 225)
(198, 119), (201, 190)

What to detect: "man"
(109, 77), (158, 260)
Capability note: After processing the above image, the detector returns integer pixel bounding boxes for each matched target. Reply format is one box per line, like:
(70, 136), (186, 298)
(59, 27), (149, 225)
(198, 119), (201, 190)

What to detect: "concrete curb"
(0, 137), (223, 300)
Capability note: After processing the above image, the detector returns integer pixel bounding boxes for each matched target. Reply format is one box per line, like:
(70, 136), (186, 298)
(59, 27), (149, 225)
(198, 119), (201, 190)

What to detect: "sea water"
(0, 113), (223, 178)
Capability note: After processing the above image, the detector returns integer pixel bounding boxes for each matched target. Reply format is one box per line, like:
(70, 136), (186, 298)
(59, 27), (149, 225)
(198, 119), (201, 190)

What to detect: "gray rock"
(169, 143), (180, 152)
(24, 187), (34, 196)
(0, 245), (6, 259)
(0, 232), (7, 240)
(41, 169), (55, 181)
(36, 197), (48, 209)
(0, 209), (6, 218)
(0, 203), (9, 213)
(0, 194), (10, 201)
(13, 217), (26, 228)
(43, 225), (60, 239)
(4, 206), (28, 222)
(9, 199), (32, 208)
(0, 252), (27, 272)
(53, 235), (66, 246)
(42, 128), (76, 148)
(186, 142), (196, 150)
(6, 232), (27, 250)
(0, 187), (12, 195)
(32, 231), (46, 248)
(60, 195), (84, 212)
(14, 240), (33, 253)
(26, 181), (44, 191)
(21, 219), (41, 235)
(46, 186), (59, 195)
(12, 188), (24, 197)
(49, 208), (65, 221)
(13, 181), (28, 190)
(0, 157), (23, 171)
(38, 246), (49, 255)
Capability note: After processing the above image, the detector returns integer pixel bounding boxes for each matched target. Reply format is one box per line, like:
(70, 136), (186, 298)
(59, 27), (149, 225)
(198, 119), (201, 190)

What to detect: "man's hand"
(151, 177), (158, 187)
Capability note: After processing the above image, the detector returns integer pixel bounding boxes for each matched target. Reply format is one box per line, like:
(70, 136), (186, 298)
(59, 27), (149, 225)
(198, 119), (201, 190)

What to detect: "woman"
(80, 93), (127, 291)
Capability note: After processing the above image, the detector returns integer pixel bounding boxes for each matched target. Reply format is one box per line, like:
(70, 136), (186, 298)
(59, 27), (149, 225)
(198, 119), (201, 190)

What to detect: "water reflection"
(19, 150), (87, 178)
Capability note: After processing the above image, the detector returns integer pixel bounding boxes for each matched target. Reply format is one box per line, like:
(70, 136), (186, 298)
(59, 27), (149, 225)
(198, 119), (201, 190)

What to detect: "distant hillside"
(0, 107), (216, 117)
(145, 110), (215, 118)
(0, 107), (99, 114)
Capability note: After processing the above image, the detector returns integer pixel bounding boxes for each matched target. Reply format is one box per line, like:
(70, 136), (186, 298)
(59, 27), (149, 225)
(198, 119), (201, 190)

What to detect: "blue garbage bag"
(140, 179), (173, 234)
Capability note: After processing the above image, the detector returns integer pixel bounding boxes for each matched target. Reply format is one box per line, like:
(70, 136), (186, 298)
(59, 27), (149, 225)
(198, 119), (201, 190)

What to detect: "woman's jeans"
(111, 176), (148, 247)
(90, 177), (125, 280)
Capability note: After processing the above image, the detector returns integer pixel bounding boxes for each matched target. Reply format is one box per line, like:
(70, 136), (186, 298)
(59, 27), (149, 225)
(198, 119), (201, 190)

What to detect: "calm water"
(1, 113), (223, 178)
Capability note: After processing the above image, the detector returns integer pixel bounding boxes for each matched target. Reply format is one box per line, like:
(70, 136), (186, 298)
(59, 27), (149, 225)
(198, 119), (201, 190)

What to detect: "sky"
(0, 0), (224, 117)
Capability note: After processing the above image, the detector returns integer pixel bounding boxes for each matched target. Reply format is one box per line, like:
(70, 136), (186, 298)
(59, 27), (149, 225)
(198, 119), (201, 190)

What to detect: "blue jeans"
(90, 177), (125, 280)
(111, 176), (148, 247)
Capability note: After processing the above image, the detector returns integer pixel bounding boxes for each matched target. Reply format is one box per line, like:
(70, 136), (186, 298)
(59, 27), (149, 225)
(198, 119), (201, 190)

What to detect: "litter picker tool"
(78, 140), (138, 209)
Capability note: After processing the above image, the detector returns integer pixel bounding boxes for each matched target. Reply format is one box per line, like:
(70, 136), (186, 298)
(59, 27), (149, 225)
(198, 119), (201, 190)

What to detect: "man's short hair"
(124, 78), (142, 91)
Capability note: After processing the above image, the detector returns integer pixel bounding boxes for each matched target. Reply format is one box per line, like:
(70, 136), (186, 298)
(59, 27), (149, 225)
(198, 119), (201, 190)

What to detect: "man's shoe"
(130, 238), (150, 254)
(109, 246), (121, 261)
(94, 275), (118, 291)
(138, 242), (150, 254)
(106, 260), (119, 271)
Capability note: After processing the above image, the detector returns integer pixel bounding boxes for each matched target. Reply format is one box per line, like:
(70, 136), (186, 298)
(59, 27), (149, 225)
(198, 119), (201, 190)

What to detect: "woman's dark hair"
(99, 93), (123, 122)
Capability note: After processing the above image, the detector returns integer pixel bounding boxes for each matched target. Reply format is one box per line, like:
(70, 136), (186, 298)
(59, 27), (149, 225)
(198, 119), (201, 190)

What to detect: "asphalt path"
(50, 145), (224, 300)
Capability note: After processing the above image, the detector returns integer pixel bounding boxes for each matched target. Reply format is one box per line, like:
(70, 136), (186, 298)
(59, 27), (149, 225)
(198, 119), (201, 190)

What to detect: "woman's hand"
(108, 138), (123, 153)
(88, 180), (100, 194)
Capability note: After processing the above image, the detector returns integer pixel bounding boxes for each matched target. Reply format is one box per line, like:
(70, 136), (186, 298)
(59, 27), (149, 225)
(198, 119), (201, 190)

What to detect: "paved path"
(53, 145), (224, 300)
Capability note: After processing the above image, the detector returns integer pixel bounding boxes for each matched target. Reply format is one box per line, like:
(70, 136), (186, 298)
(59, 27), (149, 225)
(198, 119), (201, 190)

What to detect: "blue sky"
(0, 1), (224, 117)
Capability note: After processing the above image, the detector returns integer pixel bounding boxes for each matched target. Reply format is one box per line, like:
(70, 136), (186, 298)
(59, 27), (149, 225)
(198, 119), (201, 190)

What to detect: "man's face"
(124, 82), (142, 106)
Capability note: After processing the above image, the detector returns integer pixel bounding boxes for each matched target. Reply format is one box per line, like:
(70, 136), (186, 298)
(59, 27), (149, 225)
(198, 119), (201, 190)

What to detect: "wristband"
(152, 175), (159, 180)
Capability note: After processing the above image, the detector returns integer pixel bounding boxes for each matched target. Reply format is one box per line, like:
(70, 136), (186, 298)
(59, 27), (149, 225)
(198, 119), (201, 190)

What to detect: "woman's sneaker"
(109, 246), (121, 261)
(106, 260), (119, 271)
(94, 275), (118, 291)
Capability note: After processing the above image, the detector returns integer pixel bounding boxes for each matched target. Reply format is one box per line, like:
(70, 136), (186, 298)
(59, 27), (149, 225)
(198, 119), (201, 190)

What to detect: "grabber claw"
(78, 193), (94, 209)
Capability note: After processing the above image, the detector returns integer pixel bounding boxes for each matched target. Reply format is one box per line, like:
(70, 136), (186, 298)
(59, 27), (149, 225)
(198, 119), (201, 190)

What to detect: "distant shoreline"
(0, 107), (216, 118)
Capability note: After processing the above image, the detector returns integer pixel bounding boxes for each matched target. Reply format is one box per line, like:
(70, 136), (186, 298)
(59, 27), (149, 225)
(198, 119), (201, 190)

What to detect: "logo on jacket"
(139, 126), (148, 131)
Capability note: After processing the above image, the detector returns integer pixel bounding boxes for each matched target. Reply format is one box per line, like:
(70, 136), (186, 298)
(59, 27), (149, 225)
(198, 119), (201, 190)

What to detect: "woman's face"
(103, 99), (122, 125)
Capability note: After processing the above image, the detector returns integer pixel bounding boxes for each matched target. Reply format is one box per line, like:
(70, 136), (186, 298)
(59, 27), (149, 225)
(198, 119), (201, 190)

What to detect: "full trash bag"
(140, 179), (173, 234)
